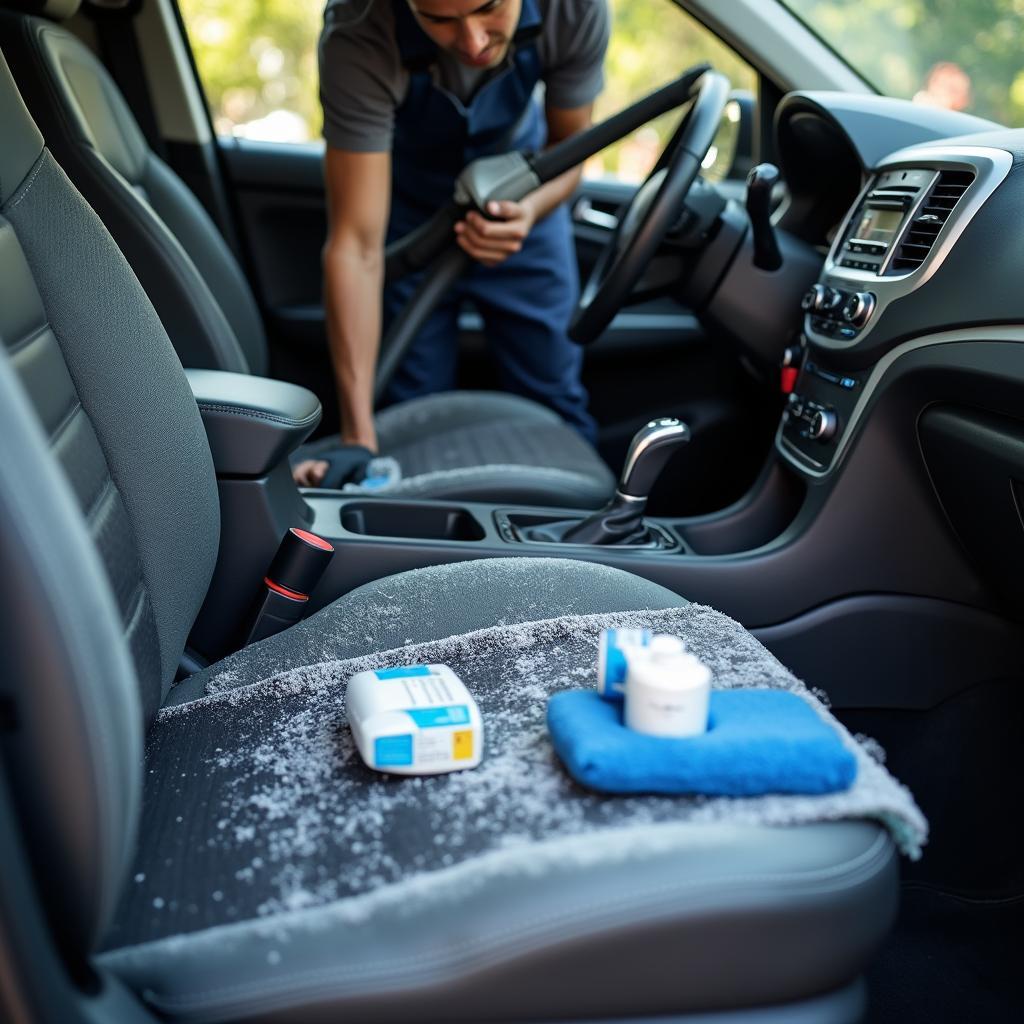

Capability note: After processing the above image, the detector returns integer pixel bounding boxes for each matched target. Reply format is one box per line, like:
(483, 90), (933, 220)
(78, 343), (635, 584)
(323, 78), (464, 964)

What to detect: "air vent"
(888, 169), (975, 273)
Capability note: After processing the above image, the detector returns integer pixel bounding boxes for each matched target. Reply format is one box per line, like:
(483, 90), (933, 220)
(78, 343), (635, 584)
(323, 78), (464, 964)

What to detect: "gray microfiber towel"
(101, 605), (925, 954)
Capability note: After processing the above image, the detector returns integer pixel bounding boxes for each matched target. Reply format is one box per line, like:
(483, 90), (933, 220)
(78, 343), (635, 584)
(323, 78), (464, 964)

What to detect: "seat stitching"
(7, 150), (46, 210)
(4, 320), (52, 357)
(196, 402), (320, 429)
(49, 395), (82, 446)
(84, 474), (115, 522)
(122, 580), (148, 634)
(74, 145), (249, 374)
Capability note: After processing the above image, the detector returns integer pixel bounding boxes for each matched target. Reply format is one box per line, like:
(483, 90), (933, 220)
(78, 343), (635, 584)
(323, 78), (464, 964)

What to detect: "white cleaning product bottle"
(346, 664), (483, 774)
(624, 635), (711, 738)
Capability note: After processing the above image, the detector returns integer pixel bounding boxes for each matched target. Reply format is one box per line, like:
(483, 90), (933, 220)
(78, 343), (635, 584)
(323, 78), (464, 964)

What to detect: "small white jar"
(624, 636), (712, 738)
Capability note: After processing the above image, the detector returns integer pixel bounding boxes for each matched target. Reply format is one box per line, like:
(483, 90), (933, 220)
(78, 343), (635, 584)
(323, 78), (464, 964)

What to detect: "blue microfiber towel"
(547, 688), (857, 796)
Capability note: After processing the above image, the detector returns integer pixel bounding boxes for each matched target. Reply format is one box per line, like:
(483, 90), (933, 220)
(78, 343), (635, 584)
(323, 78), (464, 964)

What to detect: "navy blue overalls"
(383, 0), (596, 443)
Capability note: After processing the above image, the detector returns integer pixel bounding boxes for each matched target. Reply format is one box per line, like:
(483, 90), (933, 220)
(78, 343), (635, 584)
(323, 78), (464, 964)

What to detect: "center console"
(778, 144), (1011, 477)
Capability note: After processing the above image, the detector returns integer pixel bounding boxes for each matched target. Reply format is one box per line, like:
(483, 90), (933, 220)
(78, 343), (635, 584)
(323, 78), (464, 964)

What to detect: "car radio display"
(852, 207), (904, 246)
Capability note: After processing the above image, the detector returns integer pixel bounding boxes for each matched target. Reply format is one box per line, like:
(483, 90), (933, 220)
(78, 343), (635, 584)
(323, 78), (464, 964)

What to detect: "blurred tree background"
(177, 0), (1024, 171)
(178, 0), (756, 176)
(178, 0), (323, 142)
(589, 0), (756, 179)
(784, 0), (1024, 126)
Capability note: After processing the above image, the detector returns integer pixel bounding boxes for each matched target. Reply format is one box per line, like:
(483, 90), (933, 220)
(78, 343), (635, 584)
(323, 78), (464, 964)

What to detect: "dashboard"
(766, 93), (1024, 483)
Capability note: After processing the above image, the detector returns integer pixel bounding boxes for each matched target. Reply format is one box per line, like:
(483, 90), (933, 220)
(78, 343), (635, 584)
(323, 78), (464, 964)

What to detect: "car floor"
(839, 678), (1024, 1023)
(867, 885), (1024, 1022)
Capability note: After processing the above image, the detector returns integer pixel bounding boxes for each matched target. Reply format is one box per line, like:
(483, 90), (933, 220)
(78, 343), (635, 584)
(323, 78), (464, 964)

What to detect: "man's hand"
(293, 459), (329, 487)
(292, 444), (376, 489)
(454, 199), (536, 267)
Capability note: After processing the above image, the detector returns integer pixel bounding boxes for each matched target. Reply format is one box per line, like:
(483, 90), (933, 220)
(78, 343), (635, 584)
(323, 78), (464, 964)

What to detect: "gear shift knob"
(619, 417), (691, 498)
(559, 417), (690, 546)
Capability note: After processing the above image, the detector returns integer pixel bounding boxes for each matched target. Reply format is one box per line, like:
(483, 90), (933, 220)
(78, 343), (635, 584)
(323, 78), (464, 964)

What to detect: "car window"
(178, 0), (324, 143)
(779, 0), (1024, 127)
(178, 0), (757, 178)
(585, 0), (757, 184)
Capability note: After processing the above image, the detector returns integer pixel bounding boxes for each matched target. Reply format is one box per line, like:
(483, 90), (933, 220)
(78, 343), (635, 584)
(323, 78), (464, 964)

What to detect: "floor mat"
(867, 884), (1024, 1022)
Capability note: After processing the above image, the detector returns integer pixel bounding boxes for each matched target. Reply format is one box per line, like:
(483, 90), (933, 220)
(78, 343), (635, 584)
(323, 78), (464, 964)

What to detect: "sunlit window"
(179, 0), (323, 142)
(585, 0), (756, 182)
(178, 0), (757, 181)
(780, 0), (1024, 127)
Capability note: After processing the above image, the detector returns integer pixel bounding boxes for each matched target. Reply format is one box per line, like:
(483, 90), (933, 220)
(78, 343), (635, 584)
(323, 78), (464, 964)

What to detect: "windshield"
(780, 0), (1024, 128)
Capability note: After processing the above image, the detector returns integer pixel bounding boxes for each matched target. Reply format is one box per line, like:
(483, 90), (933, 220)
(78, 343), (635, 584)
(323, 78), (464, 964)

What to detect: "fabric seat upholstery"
(96, 562), (898, 1023)
(297, 390), (615, 506)
(0, 0), (615, 508)
(0, 47), (898, 1023)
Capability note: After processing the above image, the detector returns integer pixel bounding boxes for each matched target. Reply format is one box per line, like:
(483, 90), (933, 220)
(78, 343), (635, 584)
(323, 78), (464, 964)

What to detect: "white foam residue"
(122, 603), (925, 959)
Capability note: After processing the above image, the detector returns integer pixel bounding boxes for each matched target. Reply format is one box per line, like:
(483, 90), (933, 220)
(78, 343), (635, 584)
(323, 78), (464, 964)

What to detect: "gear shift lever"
(560, 418), (690, 545)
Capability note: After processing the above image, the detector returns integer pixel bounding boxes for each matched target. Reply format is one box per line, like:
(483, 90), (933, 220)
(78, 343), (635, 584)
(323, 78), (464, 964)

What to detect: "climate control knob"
(841, 291), (876, 328)
(801, 284), (827, 311)
(821, 286), (844, 313)
(798, 284), (847, 311)
(809, 408), (838, 442)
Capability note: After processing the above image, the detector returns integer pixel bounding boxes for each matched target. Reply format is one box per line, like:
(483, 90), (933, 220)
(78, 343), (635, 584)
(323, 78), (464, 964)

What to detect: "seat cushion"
(99, 560), (913, 1022)
(166, 557), (687, 706)
(297, 391), (616, 508)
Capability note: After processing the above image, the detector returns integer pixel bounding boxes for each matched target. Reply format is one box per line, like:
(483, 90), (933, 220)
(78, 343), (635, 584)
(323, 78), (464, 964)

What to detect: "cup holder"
(340, 501), (485, 542)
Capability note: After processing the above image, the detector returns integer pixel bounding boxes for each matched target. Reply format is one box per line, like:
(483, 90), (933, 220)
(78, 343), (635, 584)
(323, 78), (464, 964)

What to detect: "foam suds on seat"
(102, 605), (926, 954)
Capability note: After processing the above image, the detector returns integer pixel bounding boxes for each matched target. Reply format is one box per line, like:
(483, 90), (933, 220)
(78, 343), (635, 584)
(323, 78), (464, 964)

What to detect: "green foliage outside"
(179, 0), (1024, 162)
(783, 0), (1024, 127)
(179, 0), (324, 141)
(591, 1), (757, 179)
(179, 0), (757, 175)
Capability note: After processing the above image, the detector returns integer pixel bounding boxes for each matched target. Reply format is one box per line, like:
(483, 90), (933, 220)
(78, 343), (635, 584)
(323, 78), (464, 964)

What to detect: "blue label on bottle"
(605, 646), (628, 686)
(374, 734), (414, 766)
(406, 705), (470, 728)
(375, 665), (431, 679)
(600, 628), (653, 697)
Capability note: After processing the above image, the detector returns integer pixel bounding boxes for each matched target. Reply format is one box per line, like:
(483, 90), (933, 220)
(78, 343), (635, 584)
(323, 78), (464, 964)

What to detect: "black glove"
(318, 445), (376, 489)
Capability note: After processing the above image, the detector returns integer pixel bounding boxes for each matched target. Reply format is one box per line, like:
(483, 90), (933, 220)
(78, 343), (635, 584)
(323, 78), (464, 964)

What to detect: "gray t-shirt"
(319, 0), (610, 152)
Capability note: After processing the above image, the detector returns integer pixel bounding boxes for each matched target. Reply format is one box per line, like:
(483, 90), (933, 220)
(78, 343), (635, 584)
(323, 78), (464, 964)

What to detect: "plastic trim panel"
(776, 324), (1024, 478)
(807, 146), (1012, 350)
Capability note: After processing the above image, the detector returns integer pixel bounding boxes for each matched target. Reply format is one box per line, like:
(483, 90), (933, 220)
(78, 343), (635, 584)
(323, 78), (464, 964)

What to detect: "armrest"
(187, 369), (321, 477)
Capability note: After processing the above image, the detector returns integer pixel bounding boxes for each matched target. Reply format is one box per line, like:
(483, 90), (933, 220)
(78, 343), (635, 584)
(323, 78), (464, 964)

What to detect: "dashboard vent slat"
(888, 170), (975, 273)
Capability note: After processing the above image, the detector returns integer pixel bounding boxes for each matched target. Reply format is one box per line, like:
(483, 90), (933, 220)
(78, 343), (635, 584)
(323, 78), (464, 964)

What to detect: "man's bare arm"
(455, 103), (594, 266)
(295, 149), (390, 486)
(324, 147), (391, 448)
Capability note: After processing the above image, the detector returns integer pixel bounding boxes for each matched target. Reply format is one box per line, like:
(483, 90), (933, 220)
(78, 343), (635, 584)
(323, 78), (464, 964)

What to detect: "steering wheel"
(569, 71), (731, 346)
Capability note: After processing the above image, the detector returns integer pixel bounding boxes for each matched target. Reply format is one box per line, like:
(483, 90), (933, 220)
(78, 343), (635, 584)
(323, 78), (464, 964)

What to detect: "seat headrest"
(0, 48), (44, 206)
(0, 0), (83, 21)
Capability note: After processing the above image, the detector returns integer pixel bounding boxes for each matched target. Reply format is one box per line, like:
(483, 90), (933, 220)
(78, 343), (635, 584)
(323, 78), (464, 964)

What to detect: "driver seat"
(0, 0), (616, 510)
